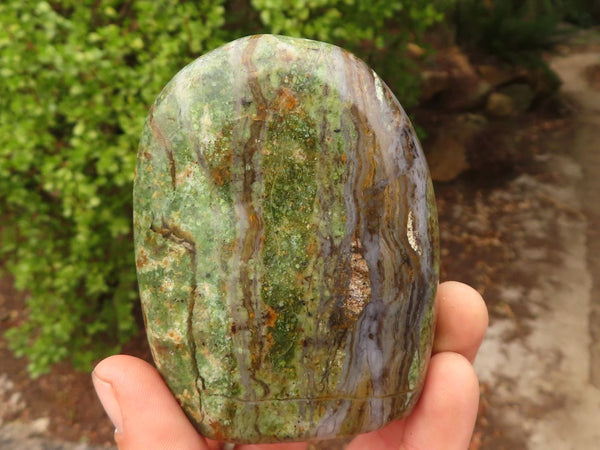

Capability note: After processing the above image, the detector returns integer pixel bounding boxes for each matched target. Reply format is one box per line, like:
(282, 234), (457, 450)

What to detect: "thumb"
(92, 354), (209, 450)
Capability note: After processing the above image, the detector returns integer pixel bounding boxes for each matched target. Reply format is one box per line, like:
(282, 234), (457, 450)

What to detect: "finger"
(346, 352), (479, 450)
(239, 442), (307, 450)
(92, 354), (208, 450)
(400, 352), (479, 449)
(433, 281), (488, 362)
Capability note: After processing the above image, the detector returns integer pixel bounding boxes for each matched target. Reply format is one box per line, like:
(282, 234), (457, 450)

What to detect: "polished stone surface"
(134, 34), (439, 443)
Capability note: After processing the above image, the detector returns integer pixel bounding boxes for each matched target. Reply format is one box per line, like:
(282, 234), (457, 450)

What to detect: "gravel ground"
(473, 47), (600, 449)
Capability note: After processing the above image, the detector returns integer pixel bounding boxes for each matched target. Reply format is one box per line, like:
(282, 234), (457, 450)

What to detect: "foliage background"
(0, 0), (450, 376)
(1, 0), (598, 376)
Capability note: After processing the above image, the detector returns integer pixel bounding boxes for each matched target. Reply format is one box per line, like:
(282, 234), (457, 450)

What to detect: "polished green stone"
(133, 34), (439, 444)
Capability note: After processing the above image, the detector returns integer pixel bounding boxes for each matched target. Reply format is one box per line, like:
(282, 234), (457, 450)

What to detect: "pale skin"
(92, 281), (488, 450)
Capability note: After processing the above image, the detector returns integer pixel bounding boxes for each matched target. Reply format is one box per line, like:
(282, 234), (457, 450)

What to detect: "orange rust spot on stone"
(208, 420), (227, 442)
(249, 213), (258, 226)
(136, 250), (149, 269)
(223, 239), (237, 256)
(275, 86), (299, 112)
(211, 166), (230, 186)
(263, 304), (279, 328)
(167, 330), (182, 344)
(306, 240), (318, 256)
(262, 329), (275, 355)
(178, 165), (195, 183)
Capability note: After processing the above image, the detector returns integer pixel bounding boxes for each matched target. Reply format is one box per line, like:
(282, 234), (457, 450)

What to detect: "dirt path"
(552, 51), (600, 388)
(472, 46), (600, 448)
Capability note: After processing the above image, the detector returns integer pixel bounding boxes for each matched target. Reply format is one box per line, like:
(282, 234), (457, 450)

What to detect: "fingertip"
(92, 355), (207, 450)
(347, 352), (479, 450)
(416, 352), (480, 418)
(93, 354), (157, 385)
(434, 281), (488, 362)
(401, 352), (479, 450)
(92, 369), (124, 434)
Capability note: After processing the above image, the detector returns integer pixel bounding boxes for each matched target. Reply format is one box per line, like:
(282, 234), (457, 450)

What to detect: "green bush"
(454, 0), (567, 65)
(0, 0), (447, 376)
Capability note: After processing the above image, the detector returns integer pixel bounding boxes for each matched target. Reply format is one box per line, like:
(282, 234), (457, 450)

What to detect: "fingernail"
(92, 371), (124, 434)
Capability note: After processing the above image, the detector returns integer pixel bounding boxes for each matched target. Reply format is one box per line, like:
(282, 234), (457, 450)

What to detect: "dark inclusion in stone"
(133, 34), (439, 444)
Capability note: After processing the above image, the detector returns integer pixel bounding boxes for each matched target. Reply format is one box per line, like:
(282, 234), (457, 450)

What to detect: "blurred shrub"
(0, 0), (227, 376)
(0, 0), (447, 376)
(546, 0), (600, 26)
(454, 0), (567, 65)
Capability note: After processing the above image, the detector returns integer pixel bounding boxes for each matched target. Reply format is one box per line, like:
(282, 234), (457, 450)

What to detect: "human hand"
(92, 281), (488, 450)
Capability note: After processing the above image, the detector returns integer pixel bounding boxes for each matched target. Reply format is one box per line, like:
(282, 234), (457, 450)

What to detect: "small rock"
(0, 419), (111, 450)
(433, 46), (491, 110)
(436, 46), (474, 75)
(426, 134), (470, 182)
(486, 92), (516, 118)
(477, 64), (528, 89)
(425, 113), (488, 182)
(0, 373), (26, 425)
(29, 417), (50, 435)
(406, 42), (426, 59)
(420, 70), (450, 103)
(497, 83), (535, 114)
